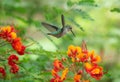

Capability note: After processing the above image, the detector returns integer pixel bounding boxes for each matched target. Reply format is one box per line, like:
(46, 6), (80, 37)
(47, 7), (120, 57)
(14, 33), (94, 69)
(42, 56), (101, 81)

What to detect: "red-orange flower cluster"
(8, 54), (19, 74)
(0, 67), (6, 77)
(51, 42), (104, 82)
(67, 45), (89, 62)
(0, 25), (26, 55)
(67, 45), (103, 81)
(0, 25), (27, 77)
(8, 54), (19, 66)
(89, 51), (101, 64)
(85, 63), (103, 80)
(10, 64), (19, 74)
(11, 37), (26, 55)
(74, 73), (81, 82)
(50, 59), (68, 82)
(0, 26), (17, 42)
(53, 59), (64, 72)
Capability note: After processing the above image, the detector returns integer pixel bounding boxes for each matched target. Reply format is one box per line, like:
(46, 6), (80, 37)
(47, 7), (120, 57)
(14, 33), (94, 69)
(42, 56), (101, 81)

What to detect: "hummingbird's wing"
(61, 14), (65, 27)
(41, 22), (59, 32)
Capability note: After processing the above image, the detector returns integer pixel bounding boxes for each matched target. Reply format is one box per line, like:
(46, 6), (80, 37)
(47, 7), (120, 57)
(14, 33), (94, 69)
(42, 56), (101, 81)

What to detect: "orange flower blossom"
(0, 26), (17, 42)
(51, 42), (104, 82)
(11, 37), (26, 55)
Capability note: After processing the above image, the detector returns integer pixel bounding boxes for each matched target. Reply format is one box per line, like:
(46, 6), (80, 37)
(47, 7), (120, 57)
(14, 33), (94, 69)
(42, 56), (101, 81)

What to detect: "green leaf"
(67, 1), (75, 7)
(73, 9), (94, 21)
(105, 72), (111, 77)
(45, 13), (53, 21)
(52, 7), (63, 15)
(78, 0), (97, 7)
(111, 8), (120, 13)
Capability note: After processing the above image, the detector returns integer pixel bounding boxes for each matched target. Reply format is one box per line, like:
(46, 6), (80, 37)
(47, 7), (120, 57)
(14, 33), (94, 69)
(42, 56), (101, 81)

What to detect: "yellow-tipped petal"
(10, 32), (17, 39)
(61, 68), (68, 80)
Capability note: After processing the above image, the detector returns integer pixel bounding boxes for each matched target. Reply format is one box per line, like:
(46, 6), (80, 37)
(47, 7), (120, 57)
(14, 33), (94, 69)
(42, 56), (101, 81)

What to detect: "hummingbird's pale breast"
(62, 28), (69, 35)
(48, 28), (69, 38)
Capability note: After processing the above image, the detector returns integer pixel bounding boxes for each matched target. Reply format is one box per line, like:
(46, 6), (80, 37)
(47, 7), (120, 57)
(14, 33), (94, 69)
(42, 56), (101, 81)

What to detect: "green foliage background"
(0, 0), (120, 82)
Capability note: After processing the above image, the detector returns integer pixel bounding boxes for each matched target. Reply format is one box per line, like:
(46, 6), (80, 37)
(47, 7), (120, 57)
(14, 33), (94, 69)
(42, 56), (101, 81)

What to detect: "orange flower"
(84, 62), (92, 73)
(61, 68), (68, 81)
(51, 68), (68, 82)
(11, 37), (21, 51)
(53, 59), (64, 72)
(10, 32), (17, 40)
(17, 45), (26, 55)
(67, 45), (82, 62)
(74, 73), (81, 82)
(76, 52), (89, 62)
(51, 69), (58, 77)
(50, 76), (62, 82)
(67, 45), (81, 58)
(89, 50), (101, 64)
(85, 63), (103, 80)
(90, 65), (103, 80)
(50, 44), (104, 82)
(67, 45), (89, 62)
(0, 26), (17, 42)
(11, 37), (26, 55)
(51, 59), (68, 82)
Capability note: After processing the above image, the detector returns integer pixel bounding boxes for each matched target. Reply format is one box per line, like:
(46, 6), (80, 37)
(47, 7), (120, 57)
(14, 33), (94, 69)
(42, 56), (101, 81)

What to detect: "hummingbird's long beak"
(71, 30), (75, 37)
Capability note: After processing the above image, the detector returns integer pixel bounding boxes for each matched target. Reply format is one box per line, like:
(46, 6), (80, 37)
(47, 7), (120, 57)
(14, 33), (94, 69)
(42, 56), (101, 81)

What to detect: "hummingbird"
(41, 14), (75, 38)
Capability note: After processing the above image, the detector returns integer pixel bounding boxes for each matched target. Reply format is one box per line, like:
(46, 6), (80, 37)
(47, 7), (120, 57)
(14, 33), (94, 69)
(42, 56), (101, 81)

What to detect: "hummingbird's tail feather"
(47, 33), (60, 38)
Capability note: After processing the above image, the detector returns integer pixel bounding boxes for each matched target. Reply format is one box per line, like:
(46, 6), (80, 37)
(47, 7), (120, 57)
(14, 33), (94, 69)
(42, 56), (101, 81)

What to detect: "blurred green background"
(0, 0), (120, 82)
